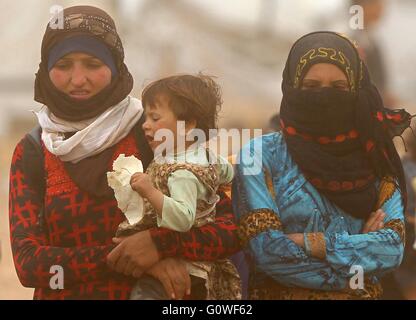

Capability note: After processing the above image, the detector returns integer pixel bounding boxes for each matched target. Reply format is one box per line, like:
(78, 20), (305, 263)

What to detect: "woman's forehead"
(58, 52), (99, 60)
(303, 63), (348, 79)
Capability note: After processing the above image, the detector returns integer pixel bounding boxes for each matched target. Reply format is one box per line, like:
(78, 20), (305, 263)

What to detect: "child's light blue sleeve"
(158, 170), (200, 232)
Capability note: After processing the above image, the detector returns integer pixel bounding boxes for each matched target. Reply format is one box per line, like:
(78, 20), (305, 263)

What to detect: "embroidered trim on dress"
(305, 232), (326, 259)
(238, 208), (282, 246)
(45, 133), (138, 196)
(383, 219), (405, 243)
(249, 278), (382, 300)
(376, 175), (396, 209)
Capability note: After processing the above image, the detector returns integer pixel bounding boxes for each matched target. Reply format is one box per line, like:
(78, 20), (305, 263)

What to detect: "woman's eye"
(86, 62), (103, 69)
(54, 63), (71, 70)
(302, 83), (318, 89)
(335, 85), (348, 91)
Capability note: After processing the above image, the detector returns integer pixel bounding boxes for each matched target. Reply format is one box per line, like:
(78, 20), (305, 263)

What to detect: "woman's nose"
(70, 65), (87, 87)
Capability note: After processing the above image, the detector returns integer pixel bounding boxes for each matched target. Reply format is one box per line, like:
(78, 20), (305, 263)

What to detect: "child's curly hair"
(141, 73), (222, 137)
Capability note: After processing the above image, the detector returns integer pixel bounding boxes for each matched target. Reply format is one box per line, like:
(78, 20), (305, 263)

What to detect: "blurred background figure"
(350, 0), (407, 299)
(349, 0), (416, 299)
(350, 0), (387, 91)
(349, 0), (398, 107)
(396, 129), (416, 299)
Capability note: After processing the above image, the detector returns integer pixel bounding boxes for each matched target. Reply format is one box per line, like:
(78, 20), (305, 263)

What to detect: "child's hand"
(130, 172), (154, 198)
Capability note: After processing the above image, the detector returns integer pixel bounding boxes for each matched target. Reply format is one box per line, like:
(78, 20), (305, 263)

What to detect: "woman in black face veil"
(233, 31), (412, 299)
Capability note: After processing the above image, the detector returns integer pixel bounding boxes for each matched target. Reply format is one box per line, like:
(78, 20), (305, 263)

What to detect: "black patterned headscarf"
(33, 6), (136, 197)
(280, 31), (410, 219)
(34, 5), (133, 121)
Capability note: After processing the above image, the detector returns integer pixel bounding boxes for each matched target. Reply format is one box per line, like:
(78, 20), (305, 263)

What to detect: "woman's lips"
(69, 90), (91, 100)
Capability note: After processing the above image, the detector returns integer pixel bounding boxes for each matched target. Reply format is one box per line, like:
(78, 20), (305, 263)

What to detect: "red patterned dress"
(9, 131), (240, 299)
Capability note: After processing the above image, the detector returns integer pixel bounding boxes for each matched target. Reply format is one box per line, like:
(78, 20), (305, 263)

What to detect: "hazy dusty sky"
(122, 0), (344, 28)
(187, 0), (344, 23)
(119, 0), (416, 102)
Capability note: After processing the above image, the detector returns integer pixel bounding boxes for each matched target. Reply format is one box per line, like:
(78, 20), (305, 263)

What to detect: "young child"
(116, 74), (241, 300)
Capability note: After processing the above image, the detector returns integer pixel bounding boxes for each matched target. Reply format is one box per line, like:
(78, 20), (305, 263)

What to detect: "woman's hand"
(107, 230), (159, 277)
(130, 172), (154, 198)
(146, 258), (191, 300)
(361, 209), (386, 233)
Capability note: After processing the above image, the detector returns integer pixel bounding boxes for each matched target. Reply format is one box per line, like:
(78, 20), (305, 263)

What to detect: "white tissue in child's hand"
(107, 154), (144, 225)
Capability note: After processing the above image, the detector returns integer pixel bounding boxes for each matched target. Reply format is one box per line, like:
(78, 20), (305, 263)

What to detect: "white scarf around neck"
(34, 96), (143, 163)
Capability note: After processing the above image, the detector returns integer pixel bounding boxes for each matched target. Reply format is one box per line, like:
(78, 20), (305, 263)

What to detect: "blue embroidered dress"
(232, 132), (405, 299)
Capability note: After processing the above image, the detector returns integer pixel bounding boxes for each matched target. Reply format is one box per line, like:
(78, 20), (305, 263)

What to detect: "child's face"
(142, 94), (189, 152)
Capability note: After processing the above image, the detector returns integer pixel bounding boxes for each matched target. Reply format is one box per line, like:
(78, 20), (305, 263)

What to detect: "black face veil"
(279, 31), (410, 219)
